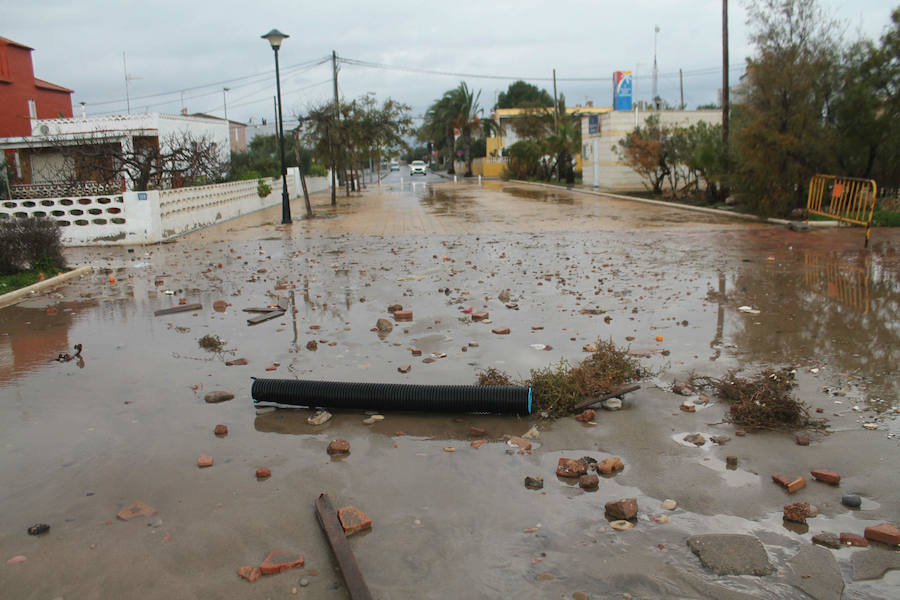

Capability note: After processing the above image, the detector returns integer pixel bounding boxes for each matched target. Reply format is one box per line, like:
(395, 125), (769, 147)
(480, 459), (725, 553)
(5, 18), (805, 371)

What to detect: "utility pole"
(552, 69), (559, 129)
(223, 87), (230, 123)
(722, 0), (730, 174)
(330, 50), (339, 205)
(679, 69), (684, 110)
(652, 26), (660, 110)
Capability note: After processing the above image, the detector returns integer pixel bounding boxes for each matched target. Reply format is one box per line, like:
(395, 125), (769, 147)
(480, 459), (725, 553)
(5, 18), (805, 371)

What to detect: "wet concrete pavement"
(1, 178), (898, 599)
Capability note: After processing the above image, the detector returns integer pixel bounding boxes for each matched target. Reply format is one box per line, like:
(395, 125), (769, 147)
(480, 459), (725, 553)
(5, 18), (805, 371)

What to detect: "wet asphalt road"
(1, 179), (898, 599)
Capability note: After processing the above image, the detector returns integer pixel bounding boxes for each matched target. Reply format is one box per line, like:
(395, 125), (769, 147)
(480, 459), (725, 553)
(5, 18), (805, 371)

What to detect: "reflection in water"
(500, 186), (575, 205)
(804, 252), (870, 314)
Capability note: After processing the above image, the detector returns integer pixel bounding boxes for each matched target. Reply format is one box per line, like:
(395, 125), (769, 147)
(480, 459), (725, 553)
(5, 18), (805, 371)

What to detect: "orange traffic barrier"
(806, 174), (877, 247)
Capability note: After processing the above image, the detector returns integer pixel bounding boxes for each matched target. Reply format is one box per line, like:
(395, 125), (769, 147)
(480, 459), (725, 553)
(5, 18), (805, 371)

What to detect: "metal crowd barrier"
(806, 174), (877, 247)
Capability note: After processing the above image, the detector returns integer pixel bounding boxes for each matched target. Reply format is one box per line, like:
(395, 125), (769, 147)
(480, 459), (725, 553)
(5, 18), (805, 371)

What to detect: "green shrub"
(307, 163), (328, 177)
(0, 218), (66, 275)
(257, 179), (272, 198)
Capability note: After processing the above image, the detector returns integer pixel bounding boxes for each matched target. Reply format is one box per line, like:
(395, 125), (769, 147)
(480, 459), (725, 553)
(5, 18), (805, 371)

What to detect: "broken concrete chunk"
(605, 498), (638, 520)
(556, 457), (588, 478)
(783, 501), (811, 524)
(327, 439), (350, 455)
(687, 534), (774, 576)
(375, 318), (393, 332)
(204, 390), (234, 403)
(307, 410), (332, 426)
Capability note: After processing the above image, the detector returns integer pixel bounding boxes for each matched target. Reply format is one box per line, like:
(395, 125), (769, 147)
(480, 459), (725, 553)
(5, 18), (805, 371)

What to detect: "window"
(28, 99), (37, 120)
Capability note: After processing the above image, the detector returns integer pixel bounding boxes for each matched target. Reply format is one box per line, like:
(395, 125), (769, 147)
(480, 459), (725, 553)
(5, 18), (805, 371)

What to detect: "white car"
(409, 160), (428, 176)
(390, 160), (400, 171)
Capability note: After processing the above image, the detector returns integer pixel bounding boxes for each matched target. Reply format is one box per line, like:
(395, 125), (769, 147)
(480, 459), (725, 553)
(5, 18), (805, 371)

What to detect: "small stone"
(520, 426), (540, 439)
(573, 593), (589, 600)
(864, 523), (900, 546)
(214, 424), (228, 436)
(662, 499), (677, 510)
(197, 455), (214, 468)
(735, 430), (746, 436)
(256, 468), (271, 480)
(579, 474), (599, 490)
(498, 290), (511, 302)
(468, 341), (479, 347)
(557, 458), (588, 478)
(307, 410), (332, 426)
(726, 455), (738, 467)
(841, 494), (862, 508)
(338, 506), (372, 535)
(839, 532), (868, 547)
(796, 434), (810, 446)
(411, 348), (422, 356)
(306, 340), (318, 351)
(710, 435), (731, 445)
(472, 311), (489, 321)
(27, 523), (50, 535)
(610, 520), (635, 531)
(683, 433), (706, 446)
(807, 504), (819, 517)
(605, 498), (638, 520)
(783, 501), (811, 524)
(238, 566), (262, 582)
(422, 357), (435, 363)
(672, 382), (693, 396)
(397, 365), (411, 373)
(327, 439), (350, 455)
(653, 514), (671, 524)
(812, 532), (841, 549)
(387, 304), (403, 313)
(535, 573), (556, 581)
(375, 318), (393, 332)
(299, 578), (310, 587)
(225, 358), (248, 366)
(576, 409), (596, 422)
(680, 400), (696, 412)
(582, 343), (599, 353)
(204, 390), (234, 403)
(213, 300), (228, 311)
(595, 457), (624, 475)
(810, 468), (841, 485)
(525, 476), (544, 490)
(259, 550), (304, 575)
(491, 327), (511, 335)
(601, 398), (622, 411)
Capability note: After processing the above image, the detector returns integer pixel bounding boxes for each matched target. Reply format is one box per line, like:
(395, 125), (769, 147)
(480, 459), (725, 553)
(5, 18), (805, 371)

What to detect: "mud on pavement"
(1, 180), (898, 599)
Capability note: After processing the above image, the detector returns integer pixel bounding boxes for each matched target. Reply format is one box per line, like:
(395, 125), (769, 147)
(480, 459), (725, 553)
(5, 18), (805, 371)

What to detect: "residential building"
(581, 109), (722, 192)
(0, 37), (73, 137)
(190, 112), (247, 153)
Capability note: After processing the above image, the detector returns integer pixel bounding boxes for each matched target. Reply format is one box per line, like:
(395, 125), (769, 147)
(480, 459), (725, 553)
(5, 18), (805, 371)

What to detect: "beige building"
(581, 109), (722, 192)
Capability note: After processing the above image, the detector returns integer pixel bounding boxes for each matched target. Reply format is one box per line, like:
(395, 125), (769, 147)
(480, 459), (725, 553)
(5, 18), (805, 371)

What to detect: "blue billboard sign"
(613, 71), (633, 111)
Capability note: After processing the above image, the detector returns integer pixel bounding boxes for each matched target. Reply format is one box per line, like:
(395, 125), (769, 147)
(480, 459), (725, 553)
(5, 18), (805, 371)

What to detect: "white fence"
(0, 168), (332, 245)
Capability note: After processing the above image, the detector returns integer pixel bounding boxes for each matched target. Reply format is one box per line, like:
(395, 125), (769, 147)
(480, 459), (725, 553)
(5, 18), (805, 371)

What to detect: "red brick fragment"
(579, 474), (599, 490)
(256, 468), (271, 480)
(810, 469), (841, 485)
(259, 550), (304, 575)
(575, 409), (595, 422)
(338, 506), (373, 536)
(596, 457), (625, 475)
(116, 500), (157, 521)
(605, 498), (638, 520)
(393, 310), (413, 321)
(225, 358), (248, 366)
(556, 457), (588, 478)
(772, 474), (793, 488)
(238, 565), (262, 582)
(470, 439), (486, 449)
(472, 311), (489, 321)
(787, 477), (806, 493)
(197, 455), (214, 468)
(214, 424), (228, 436)
(411, 348), (422, 356)
(470, 426), (487, 436)
(492, 327), (511, 334)
(864, 523), (900, 546)
(783, 501), (811, 523)
(327, 439), (350, 454)
(839, 532), (869, 547)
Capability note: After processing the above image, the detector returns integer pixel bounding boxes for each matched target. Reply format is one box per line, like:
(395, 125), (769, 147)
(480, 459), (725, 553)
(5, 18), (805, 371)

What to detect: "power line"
(338, 56), (746, 83)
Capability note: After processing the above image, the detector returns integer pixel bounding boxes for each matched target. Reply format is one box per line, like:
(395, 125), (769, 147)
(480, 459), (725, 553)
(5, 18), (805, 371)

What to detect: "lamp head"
(261, 29), (289, 49)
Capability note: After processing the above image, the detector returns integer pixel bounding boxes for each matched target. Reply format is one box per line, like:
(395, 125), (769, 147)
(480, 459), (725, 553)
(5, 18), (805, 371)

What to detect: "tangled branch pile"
(694, 368), (825, 431)
(477, 339), (648, 417)
(198, 334), (226, 353)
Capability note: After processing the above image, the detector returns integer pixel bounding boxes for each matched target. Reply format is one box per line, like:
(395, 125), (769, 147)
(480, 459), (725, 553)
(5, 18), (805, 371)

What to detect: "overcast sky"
(4, 0), (897, 125)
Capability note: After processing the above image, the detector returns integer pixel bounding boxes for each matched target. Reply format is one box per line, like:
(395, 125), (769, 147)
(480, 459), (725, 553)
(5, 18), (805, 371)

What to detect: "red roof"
(34, 78), (73, 93)
(0, 37), (33, 50)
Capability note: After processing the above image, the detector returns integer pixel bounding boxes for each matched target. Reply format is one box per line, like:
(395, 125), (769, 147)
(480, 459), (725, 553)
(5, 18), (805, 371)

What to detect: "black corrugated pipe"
(251, 378), (532, 415)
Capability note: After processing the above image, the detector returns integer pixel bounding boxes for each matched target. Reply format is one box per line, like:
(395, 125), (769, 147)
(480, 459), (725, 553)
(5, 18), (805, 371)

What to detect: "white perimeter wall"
(582, 110), (722, 192)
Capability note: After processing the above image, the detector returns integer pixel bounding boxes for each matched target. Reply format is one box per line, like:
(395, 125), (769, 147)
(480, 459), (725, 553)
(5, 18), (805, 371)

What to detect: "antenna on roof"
(122, 52), (142, 114)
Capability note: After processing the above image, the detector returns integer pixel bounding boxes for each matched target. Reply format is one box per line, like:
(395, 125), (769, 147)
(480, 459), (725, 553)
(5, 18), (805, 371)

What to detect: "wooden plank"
(154, 303), (202, 317)
(243, 306), (284, 313)
(315, 493), (373, 600)
(573, 384), (641, 412)
(246, 309), (285, 325)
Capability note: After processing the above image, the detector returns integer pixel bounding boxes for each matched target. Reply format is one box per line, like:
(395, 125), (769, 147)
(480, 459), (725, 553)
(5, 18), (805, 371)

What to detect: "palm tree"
(422, 94), (457, 174)
(444, 83), (499, 177)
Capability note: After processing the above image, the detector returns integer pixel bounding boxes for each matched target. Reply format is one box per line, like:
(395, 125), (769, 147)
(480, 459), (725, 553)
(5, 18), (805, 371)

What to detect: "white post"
(478, 175), (482, 185)
(592, 138), (600, 190)
(453, 175), (457, 183)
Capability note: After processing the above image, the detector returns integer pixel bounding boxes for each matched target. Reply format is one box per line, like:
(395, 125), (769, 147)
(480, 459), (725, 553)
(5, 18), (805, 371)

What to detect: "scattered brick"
(787, 477), (807, 494)
(810, 469), (841, 485)
(214, 424), (228, 436)
(327, 439), (350, 455)
(575, 409), (596, 422)
(579, 474), (599, 490)
(796, 434), (810, 446)
(116, 500), (157, 521)
(259, 550), (305, 575)
(605, 498), (638, 520)
(397, 365), (411, 373)
(338, 506), (372, 536)
(197, 455), (214, 468)
(839, 533), (869, 547)
(470, 426), (487, 436)
(595, 457), (625, 475)
(238, 566), (262, 582)
(472, 311), (489, 321)
(864, 523), (900, 546)
(783, 501), (811, 524)
(556, 457), (588, 478)
(491, 327), (511, 335)
(393, 310), (413, 321)
(470, 439), (486, 449)
(256, 468), (271, 480)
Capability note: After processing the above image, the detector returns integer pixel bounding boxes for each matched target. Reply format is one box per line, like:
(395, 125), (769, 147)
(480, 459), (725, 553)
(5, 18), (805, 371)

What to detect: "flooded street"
(2, 178), (898, 599)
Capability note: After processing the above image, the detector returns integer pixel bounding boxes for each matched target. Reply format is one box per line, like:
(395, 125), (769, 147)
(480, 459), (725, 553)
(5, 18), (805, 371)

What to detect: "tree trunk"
(446, 129), (455, 174)
(463, 127), (473, 177)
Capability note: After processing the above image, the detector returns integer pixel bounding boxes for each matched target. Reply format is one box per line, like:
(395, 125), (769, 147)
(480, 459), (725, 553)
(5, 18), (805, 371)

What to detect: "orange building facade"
(0, 37), (73, 138)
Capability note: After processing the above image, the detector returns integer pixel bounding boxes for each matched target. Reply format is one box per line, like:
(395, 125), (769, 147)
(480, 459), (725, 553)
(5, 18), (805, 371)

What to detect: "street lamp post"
(262, 29), (291, 224)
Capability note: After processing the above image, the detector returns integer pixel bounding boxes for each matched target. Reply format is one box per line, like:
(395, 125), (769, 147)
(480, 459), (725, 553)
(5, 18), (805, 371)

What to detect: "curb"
(0, 265), (94, 310)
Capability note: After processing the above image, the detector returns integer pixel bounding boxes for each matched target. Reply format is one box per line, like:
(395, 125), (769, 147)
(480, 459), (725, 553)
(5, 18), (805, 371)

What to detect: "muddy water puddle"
(1, 183), (899, 599)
